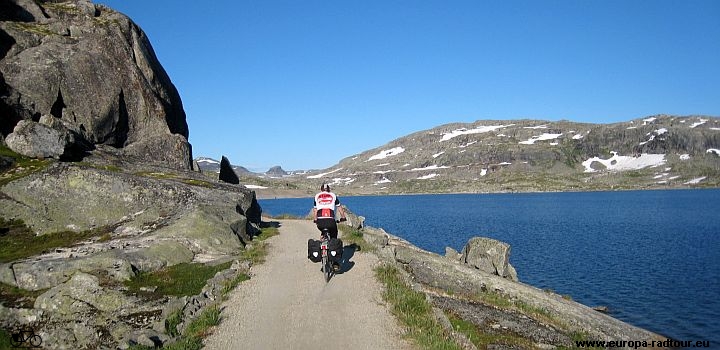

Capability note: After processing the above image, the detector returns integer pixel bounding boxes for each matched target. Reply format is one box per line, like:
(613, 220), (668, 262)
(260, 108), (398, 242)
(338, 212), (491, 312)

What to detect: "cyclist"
(312, 183), (347, 238)
(312, 184), (347, 271)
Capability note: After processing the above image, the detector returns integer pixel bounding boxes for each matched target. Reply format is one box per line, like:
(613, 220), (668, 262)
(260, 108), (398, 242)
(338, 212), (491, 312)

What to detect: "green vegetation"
(165, 310), (183, 337)
(127, 225), (276, 349)
(76, 162), (122, 172)
(0, 282), (45, 309)
(8, 22), (57, 36)
(0, 328), (12, 350)
(132, 305), (222, 350)
(338, 225), (375, 253)
(375, 265), (462, 350)
(0, 145), (51, 186)
(0, 218), (117, 263)
(472, 289), (558, 328)
(135, 171), (214, 188)
(124, 261), (233, 298)
(447, 313), (534, 349)
(239, 225), (279, 265)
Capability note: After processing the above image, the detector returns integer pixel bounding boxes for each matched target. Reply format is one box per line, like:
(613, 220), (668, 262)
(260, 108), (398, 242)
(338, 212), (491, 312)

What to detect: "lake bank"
(258, 190), (720, 345)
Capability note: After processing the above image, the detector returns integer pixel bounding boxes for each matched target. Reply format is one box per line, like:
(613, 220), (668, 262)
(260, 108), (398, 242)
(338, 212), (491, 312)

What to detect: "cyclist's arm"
(338, 204), (347, 220)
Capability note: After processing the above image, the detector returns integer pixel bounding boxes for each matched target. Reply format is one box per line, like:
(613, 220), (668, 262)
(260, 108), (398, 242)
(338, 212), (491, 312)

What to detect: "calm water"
(259, 189), (720, 345)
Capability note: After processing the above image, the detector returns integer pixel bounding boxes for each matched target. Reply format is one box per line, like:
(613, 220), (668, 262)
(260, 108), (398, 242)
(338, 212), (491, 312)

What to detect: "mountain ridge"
(223, 114), (720, 197)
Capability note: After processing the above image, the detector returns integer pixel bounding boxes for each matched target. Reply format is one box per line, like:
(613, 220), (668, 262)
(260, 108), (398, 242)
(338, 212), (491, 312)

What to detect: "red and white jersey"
(314, 191), (339, 219)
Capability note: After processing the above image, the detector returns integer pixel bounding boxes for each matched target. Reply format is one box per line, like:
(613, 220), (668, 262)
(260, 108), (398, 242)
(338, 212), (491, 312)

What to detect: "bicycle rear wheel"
(323, 256), (331, 282)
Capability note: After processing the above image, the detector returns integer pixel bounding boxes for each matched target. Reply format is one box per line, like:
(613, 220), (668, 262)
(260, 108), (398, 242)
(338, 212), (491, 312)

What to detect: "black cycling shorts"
(315, 218), (338, 239)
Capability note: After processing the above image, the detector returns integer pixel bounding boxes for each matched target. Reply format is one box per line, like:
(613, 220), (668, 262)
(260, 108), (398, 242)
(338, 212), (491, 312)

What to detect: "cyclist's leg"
(328, 221), (338, 239)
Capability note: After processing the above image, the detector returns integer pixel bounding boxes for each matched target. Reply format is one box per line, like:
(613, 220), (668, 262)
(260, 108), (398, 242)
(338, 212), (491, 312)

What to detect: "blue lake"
(259, 189), (720, 345)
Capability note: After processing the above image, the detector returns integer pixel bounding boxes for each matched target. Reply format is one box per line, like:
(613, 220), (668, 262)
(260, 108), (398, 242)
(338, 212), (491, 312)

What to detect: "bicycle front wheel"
(30, 334), (43, 347)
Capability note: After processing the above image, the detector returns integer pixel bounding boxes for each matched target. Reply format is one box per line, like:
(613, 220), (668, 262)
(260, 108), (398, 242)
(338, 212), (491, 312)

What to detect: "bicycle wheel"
(323, 257), (331, 282)
(9, 334), (23, 347)
(30, 334), (43, 347)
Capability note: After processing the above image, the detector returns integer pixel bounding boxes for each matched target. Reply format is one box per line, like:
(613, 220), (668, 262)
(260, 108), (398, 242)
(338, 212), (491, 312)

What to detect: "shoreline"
(254, 186), (720, 200)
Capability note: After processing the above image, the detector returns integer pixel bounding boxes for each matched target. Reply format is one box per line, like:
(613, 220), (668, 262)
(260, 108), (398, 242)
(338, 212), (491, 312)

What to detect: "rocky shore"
(346, 208), (668, 349)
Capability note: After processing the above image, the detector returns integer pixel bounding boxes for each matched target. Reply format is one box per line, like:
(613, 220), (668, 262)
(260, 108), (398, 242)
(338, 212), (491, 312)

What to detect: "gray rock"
(219, 155), (240, 184)
(34, 272), (136, 315)
(363, 226), (667, 345)
(0, 0), (191, 169)
(445, 246), (462, 261)
(265, 165), (288, 177)
(5, 120), (66, 159)
(461, 237), (518, 281)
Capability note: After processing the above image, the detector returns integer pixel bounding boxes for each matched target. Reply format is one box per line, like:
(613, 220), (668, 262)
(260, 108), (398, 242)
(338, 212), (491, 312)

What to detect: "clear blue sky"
(98, 0), (720, 171)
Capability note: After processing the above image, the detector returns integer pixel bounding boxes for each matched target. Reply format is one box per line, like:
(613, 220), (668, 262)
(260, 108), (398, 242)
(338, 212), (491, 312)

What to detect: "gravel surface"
(203, 219), (414, 350)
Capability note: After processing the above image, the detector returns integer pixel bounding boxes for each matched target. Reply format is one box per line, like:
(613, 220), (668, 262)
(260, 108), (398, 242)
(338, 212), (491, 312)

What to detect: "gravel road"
(203, 219), (413, 349)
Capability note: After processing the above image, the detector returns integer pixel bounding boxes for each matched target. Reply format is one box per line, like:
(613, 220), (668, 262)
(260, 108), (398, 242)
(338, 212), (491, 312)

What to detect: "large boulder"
(219, 155), (240, 184)
(0, 0), (191, 169)
(5, 120), (66, 158)
(460, 236), (518, 281)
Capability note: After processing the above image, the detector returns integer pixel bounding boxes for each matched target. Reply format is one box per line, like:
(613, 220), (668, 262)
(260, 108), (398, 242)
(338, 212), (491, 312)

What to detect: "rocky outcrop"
(361, 225), (666, 348)
(0, 159), (262, 348)
(219, 155), (240, 184)
(457, 237), (518, 281)
(266, 165), (288, 177)
(0, 0), (191, 169)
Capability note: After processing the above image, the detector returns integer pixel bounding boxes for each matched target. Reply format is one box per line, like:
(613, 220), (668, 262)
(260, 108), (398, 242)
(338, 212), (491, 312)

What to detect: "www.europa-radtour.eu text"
(575, 338), (710, 348)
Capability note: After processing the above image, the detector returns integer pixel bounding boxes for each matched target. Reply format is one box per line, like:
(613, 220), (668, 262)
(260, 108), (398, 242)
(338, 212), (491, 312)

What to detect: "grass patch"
(165, 310), (183, 337)
(0, 328), (13, 349)
(135, 171), (214, 188)
(0, 146), (51, 186)
(221, 273), (250, 297)
(0, 219), (117, 263)
(375, 264), (462, 350)
(447, 312), (534, 349)
(124, 261), (233, 298)
(76, 162), (122, 172)
(0, 282), (45, 309)
(471, 289), (560, 329)
(338, 225), (375, 253)
(130, 305), (221, 350)
(239, 225), (280, 264)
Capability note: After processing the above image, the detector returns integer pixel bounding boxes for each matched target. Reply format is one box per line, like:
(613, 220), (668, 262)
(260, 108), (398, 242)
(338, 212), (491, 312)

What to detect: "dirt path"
(203, 219), (414, 350)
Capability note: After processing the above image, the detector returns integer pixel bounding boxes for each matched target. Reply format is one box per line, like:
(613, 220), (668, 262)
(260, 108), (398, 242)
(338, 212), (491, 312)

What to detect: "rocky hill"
(1, 0), (191, 169)
(252, 115), (720, 196)
(0, 1), (264, 348)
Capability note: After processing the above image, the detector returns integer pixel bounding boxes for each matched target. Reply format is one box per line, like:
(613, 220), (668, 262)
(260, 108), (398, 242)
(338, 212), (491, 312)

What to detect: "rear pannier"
(327, 238), (343, 263)
(307, 239), (322, 263)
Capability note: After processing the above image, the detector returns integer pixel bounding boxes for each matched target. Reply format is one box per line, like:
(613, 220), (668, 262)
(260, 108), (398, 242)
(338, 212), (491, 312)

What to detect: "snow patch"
(439, 125), (514, 142)
(409, 165), (450, 171)
(374, 177), (392, 185)
(524, 125), (548, 129)
(642, 117), (657, 125)
(197, 159), (219, 164)
(480, 169), (488, 176)
(707, 149), (720, 156)
(690, 119), (708, 128)
(519, 133), (563, 145)
(679, 154), (691, 160)
(417, 173), (438, 180)
(331, 177), (355, 185)
(581, 152), (666, 173)
(243, 184), (267, 189)
(368, 147), (405, 161)
(432, 151), (445, 158)
(307, 168), (343, 179)
(684, 176), (707, 185)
